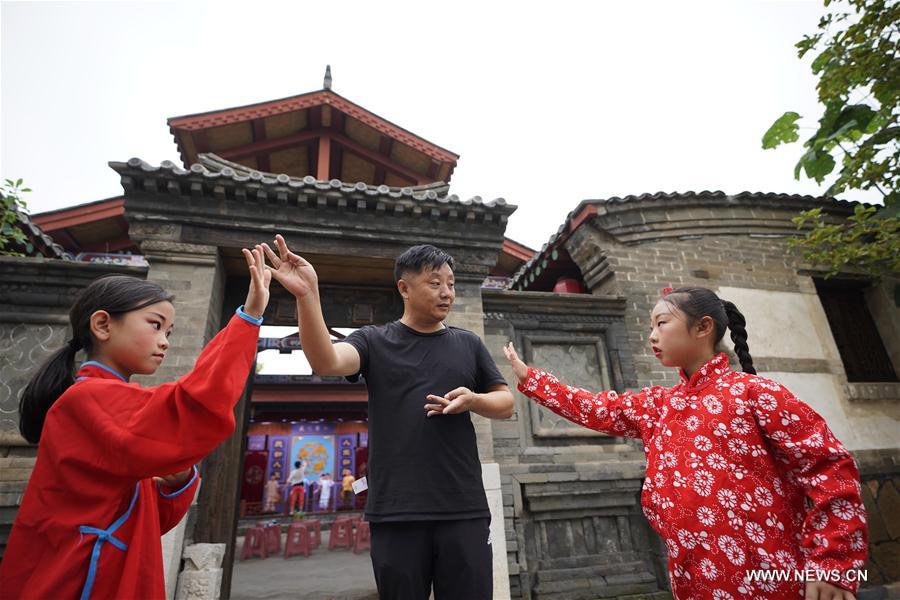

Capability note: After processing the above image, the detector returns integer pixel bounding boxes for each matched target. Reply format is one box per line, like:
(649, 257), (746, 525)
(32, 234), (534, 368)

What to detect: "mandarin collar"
(76, 360), (128, 383)
(678, 352), (731, 391)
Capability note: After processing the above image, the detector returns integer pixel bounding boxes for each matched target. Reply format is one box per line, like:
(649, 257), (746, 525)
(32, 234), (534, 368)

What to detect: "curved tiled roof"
(13, 210), (73, 260)
(109, 154), (515, 218)
(509, 190), (874, 288)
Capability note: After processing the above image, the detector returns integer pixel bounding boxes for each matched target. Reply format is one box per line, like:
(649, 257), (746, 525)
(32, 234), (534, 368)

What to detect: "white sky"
(256, 326), (358, 374)
(1, 0), (882, 251)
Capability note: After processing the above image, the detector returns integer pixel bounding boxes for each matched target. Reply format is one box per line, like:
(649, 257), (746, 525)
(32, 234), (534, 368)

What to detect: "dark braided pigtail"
(721, 300), (756, 374)
(660, 286), (757, 375)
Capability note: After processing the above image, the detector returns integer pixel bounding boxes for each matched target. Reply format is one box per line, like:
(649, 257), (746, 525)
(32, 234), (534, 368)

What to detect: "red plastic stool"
(300, 519), (322, 548)
(240, 527), (267, 560)
(284, 523), (311, 558)
(354, 520), (371, 554)
(329, 518), (353, 550)
(263, 524), (282, 554)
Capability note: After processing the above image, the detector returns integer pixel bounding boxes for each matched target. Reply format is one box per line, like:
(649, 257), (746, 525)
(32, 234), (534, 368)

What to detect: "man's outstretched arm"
(263, 234), (360, 377)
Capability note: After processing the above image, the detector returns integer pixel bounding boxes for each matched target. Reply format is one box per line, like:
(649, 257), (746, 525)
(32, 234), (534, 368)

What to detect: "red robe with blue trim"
(0, 312), (260, 599)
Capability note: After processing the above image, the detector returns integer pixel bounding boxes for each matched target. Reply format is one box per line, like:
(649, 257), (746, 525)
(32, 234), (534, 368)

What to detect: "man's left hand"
(425, 387), (479, 417)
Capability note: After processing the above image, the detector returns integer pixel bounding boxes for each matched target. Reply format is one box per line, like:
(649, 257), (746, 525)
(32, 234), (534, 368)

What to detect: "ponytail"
(17, 275), (174, 444)
(661, 286), (757, 375)
(18, 341), (80, 443)
(721, 300), (756, 375)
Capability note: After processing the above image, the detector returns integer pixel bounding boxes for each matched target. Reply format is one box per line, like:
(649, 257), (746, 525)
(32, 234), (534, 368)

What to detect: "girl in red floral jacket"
(504, 286), (867, 600)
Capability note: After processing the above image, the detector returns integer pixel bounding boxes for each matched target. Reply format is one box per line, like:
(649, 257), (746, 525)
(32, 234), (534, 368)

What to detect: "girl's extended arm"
(46, 309), (261, 480)
(504, 342), (660, 439)
(44, 247), (271, 481)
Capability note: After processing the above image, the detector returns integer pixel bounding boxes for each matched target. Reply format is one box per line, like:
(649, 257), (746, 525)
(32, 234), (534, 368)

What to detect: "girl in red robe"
(0, 246), (272, 600)
(504, 287), (867, 600)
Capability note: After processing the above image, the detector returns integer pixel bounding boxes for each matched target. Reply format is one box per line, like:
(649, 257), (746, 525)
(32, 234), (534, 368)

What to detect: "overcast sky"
(1, 0), (880, 251)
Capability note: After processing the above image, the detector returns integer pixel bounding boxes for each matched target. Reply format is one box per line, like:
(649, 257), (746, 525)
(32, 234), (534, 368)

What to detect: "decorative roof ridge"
(584, 189), (869, 208)
(198, 153), (452, 196)
(108, 156), (513, 210)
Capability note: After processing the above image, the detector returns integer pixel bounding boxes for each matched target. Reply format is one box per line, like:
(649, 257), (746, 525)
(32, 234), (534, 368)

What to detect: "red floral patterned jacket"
(518, 352), (868, 598)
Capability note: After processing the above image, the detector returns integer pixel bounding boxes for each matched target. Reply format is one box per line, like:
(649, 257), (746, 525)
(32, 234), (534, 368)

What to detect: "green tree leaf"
(763, 112), (802, 149)
(764, 0), (899, 279)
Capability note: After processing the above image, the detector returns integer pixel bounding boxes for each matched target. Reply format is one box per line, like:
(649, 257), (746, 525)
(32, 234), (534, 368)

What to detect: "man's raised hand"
(261, 234), (319, 299)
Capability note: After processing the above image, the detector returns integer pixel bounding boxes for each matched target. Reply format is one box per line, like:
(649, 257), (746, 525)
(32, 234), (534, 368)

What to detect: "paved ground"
(231, 530), (378, 600)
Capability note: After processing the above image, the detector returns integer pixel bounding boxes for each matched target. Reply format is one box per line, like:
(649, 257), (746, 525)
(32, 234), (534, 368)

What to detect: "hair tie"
(661, 287), (674, 296)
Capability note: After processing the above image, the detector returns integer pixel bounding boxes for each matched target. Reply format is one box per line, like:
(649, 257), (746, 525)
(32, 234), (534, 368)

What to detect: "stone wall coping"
(482, 289), (627, 316)
(0, 256), (148, 321)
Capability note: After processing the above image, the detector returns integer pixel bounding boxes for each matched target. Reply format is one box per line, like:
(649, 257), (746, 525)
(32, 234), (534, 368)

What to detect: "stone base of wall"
(856, 449), (900, 590)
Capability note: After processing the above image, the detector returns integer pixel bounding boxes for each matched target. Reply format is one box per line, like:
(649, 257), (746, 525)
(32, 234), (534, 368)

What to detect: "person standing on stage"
(262, 234), (513, 600)
(286, 460), (307, 514)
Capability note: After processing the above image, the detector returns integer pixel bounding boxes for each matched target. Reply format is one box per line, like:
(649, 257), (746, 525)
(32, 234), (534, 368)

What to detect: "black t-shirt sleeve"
(340, 327), (369, 382)
(473, 336), (507, 392)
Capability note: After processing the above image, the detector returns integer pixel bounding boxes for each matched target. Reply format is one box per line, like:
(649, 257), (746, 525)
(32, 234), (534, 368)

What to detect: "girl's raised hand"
(242, 246), (272, 318)
(261, 234), (319, 299)
(503, 342), (528, 384)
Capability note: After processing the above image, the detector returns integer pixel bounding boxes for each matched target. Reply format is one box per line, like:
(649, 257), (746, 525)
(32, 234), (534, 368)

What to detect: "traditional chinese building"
(2, 70), (898, 600)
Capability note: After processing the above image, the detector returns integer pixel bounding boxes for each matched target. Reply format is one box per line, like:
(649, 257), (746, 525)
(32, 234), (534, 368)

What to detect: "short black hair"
(294, 461), (301, 468)
(394, 244), (454, 282)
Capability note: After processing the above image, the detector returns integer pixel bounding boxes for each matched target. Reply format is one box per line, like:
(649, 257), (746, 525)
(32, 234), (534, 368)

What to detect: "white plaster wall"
(717, 286), (840, 361)
(759, 372), (856, 448)
(759, 371), (899, 451)
(718, 286), (898, 452)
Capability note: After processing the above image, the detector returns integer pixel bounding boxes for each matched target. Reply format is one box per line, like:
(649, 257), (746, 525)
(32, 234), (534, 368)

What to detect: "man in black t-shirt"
(262, 235), (513, 600)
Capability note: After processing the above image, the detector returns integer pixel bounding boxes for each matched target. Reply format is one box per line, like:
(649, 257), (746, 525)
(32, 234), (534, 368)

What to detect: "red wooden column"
(317, 135), (331, 181)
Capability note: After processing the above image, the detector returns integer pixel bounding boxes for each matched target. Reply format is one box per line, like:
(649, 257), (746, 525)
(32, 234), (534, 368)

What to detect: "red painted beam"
(219, 129), (322, 161)
(502, 238), (537, 262)
(317, 135), (332, 181)
(569, 204), (599, 232)
(251, 387), (369, 403)
(32, 199), (125, 231)
(331, 132), (423, 185)
(329, 141), (343, 180)
(373, 137), (393, 185)
(251, 119), (270, 172)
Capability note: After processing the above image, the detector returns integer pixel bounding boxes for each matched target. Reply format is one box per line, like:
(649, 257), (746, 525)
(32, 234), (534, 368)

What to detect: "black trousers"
(369, 518), (492, 600)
